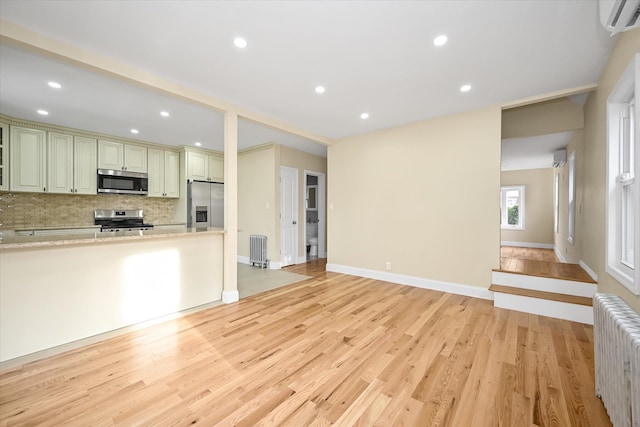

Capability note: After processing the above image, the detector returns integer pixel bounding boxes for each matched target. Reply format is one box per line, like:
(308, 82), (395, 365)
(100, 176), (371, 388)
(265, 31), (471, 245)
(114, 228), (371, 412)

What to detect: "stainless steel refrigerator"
(187, 180), (224, 228)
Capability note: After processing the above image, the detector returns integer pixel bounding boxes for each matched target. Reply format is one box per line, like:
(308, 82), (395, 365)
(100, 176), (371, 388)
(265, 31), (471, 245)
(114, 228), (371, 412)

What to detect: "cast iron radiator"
(593, 293), (640, 427)
(250, 234), (268, 269)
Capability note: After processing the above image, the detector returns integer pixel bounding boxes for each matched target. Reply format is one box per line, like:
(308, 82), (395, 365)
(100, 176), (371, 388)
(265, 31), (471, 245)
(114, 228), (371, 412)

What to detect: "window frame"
(500, 185), (525, 231)
(554, 173), (559, 234)
(567, 151), (576, 244)
(606, 53), (639, 295)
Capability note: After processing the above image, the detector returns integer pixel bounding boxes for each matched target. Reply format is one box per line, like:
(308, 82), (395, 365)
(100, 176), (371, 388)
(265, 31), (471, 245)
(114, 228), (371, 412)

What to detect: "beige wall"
(502, 96), (584, 139)
(501, 168), (554, 246)
(554, 130), (584, 263)
(237, 143), (327, 263)
(279, 145), (327, 259)
(237, 144), (277, 262)
(328, 107), (501, 288)
(580, 29), (640, 311)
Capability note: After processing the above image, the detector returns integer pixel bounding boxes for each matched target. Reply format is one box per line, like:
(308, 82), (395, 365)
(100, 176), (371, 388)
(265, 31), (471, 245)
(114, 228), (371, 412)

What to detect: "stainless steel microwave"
(97, 169), (148, 195)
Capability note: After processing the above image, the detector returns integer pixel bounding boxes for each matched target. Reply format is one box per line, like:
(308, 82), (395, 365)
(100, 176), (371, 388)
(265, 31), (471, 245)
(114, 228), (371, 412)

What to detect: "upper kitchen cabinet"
(186, 149), (224, 182)
(148, 148), (179, 198)
(10, 126), (46, 193)
(0, 123), (8, 191)
(98, 140), (147, 173)
(48, 133), (97, 195)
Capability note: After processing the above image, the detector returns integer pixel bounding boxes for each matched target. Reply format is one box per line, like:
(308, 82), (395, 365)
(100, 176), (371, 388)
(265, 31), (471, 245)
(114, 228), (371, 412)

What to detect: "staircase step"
(491, 285), (594, 325)
(496, 258), (596, 283)
(492, 270), (597, 298)
(489, 284), (592, 306)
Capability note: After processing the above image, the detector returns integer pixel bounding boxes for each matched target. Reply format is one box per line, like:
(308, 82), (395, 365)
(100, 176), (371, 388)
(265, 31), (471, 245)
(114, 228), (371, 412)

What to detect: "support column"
(222, 111), (239, 303)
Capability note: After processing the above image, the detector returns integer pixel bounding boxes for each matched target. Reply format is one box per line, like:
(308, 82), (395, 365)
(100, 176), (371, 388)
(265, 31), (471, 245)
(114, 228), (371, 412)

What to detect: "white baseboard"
(326, 263), (493, 301)
(222, 289), (239, 304)
(493, 293), (593, 325)
(579, 260), (598, 282)
(554, 246), (568, 263)
(501, 241), (554, 249)
(237, 255), (281, 270)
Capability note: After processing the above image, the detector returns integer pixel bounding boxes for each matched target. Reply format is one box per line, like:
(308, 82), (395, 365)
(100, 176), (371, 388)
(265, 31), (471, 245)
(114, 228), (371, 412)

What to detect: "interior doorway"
(303, 170), (326, 261)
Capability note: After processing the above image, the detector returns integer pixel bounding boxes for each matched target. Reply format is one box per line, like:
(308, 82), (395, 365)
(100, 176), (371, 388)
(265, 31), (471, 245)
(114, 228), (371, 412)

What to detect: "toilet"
(308, 237), (318, 257)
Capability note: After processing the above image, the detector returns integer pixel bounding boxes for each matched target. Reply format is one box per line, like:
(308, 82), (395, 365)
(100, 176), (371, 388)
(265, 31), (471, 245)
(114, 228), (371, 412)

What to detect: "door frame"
(303, 170), (326, 260)
(280, 166), (298, 268)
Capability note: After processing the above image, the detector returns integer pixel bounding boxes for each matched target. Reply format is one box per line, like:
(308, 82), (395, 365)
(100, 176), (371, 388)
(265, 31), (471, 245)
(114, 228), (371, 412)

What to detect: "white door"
(280, 166), (298, 267)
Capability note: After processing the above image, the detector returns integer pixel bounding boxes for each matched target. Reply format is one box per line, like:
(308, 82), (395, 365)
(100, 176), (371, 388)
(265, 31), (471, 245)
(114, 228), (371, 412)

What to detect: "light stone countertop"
(0, 227), (224, 250)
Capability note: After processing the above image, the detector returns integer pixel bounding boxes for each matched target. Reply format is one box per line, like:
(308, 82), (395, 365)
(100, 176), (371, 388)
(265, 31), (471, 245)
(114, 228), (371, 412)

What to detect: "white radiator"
(594, 293), (640, 427)
(250, 235), (268, 268)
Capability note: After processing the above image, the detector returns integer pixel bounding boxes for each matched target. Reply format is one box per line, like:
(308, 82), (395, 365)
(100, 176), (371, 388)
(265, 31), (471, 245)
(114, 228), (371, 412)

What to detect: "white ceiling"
(501, 131), (574, 171)
(0, 1), (618, 157)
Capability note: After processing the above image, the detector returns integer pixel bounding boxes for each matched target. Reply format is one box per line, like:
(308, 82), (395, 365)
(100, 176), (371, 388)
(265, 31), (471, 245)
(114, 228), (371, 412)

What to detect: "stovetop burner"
(94, 209), (154, 232)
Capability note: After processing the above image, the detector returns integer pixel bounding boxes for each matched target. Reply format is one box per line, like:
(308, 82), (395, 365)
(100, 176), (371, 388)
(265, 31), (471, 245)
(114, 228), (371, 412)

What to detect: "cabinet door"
(164, 151), (180, 198)
(187, 151), (208, 181)
(0, 123), (8, 191)
(10, 126), (47, 192)
(124, 144), (147, 173)
(98, 140), (123, 170)
(74, 137), (97, 195)
(209, 156), (224, 182)
(47, 132), (74, 194)
(147, 148), (164, 197)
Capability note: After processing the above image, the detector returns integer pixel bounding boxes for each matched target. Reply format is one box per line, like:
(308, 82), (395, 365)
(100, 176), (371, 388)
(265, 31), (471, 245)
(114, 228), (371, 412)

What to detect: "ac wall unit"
(553, 149), (567, 168)
(600, 0), (640, 35)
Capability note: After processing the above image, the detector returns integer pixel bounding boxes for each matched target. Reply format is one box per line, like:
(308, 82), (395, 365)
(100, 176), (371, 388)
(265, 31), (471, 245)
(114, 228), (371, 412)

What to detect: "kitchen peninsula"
(0, 228), (224, 362)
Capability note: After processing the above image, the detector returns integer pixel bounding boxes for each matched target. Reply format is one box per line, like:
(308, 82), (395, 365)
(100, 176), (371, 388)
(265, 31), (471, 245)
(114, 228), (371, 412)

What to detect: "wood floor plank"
(0, 260), (611, 426)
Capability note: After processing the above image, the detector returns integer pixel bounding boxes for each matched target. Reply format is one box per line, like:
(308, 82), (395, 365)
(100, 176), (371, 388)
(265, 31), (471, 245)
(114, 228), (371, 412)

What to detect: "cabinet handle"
(75, 189), (78, 193)
(70, 189), (74, 193)
(43, 187), (46, 192)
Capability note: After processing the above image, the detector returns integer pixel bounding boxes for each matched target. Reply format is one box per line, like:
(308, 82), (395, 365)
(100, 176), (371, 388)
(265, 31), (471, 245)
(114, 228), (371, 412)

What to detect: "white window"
(568, 151), (576, 244)
(501, 185), (525, 230)
(554, 173), (559, 234)
(606, 53), (639, 295)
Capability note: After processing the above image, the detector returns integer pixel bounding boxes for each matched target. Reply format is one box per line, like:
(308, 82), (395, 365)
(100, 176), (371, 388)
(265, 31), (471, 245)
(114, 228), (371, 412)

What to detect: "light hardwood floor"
(0, 260), (610, 426)
(499, 246), (596, 283)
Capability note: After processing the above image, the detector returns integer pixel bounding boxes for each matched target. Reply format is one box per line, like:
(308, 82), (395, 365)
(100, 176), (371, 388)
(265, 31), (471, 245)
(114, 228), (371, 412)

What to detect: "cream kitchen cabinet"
(186, 150), (224, 182)
(9, 126), (47, 193)
(48, 132), (97, 195)
(0, 123), (8, 191)
(98, 140), (147, 173)
(148, 148), (179, 198)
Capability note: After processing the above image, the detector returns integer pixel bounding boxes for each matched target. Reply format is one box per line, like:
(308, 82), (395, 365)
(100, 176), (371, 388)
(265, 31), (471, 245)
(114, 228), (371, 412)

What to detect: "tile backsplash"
(0, 192), (179, 230)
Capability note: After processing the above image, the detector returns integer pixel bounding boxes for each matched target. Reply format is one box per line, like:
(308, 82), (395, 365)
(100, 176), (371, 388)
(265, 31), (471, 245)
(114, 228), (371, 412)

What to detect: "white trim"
(493, 293), (593, 325)
(238, 255), (280, 270)
(491, 271), (596, 297)
(269, 261), (282, 270)
(326, 263), (494, 301)
(554, 246), (568, 263)
(296, 256), (307, 264)
(501, 241), (554, 249)
(221, 289), (239, 304)
(579, 260), (599, 282)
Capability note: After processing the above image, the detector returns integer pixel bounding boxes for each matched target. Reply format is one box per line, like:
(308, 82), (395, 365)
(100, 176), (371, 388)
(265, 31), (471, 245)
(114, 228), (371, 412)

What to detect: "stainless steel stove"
(94, 209), (154, 232)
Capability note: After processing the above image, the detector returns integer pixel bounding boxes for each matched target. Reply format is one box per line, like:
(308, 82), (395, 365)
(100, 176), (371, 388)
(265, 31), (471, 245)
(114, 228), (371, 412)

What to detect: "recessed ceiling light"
(195, 142), (202, 147)
(315, 86), (325, 94)
(37, 109), (49, 115)
(160, 111), (170, 117)
(360, 112), (369, 120)
(48, 81), (62, 89)
(433, 35), (448, 46)
(234, 37), (247, 48)
(130, 129), (139, 134)
(460, 84), (472, 92)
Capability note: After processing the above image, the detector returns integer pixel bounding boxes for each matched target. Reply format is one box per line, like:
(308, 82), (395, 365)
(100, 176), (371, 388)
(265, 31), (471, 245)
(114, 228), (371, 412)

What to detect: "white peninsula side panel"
(0, 233), (223, 362)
